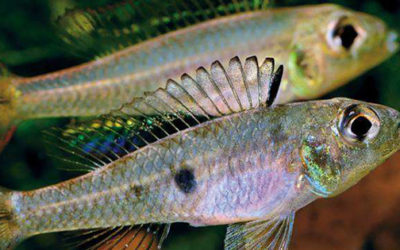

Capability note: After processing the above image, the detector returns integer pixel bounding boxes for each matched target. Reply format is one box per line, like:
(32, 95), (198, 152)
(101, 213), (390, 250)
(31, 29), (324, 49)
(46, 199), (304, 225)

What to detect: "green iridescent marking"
(301, 141), (340, 197)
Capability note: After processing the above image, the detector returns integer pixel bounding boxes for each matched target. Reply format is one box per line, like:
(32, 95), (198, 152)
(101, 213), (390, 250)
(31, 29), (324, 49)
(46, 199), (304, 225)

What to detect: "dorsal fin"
(46, 56), (282, 170)
(120, 56), (282, 117)
(55, 0), (270, 58)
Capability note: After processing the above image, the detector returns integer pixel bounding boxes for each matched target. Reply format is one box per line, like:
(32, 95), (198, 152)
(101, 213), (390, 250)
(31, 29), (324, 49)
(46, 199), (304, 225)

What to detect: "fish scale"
(12, 108), (289, 234)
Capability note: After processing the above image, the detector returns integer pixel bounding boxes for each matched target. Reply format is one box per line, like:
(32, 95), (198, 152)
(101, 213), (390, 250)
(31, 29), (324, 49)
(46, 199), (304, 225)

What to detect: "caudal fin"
(0, 64), (18, 153)
(0, 188), (22, 250)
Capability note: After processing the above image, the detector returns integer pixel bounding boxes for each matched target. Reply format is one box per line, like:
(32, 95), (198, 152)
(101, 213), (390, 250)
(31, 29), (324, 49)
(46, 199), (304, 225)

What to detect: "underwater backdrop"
(0, 0), (398, 249)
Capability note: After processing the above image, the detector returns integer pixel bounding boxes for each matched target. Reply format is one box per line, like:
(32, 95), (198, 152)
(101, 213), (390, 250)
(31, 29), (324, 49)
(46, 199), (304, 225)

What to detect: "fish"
(0, 1), (398, 151)
(0, 56), (398, 249)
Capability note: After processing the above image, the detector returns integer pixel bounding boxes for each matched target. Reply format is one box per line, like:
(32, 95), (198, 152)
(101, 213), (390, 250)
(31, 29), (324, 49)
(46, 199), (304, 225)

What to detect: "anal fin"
(68, 224), (170, 250)
(225, 213), (295, 250)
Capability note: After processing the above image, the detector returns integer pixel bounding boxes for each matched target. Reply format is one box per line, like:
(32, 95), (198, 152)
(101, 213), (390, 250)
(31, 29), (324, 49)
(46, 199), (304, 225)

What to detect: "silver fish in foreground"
(0, 56), (399, 249)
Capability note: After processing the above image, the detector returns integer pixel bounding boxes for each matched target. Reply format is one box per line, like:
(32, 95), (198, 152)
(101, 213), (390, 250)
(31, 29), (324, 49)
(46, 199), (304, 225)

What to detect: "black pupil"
(351, 116), (372, 138)
(334, 24), (358, 49)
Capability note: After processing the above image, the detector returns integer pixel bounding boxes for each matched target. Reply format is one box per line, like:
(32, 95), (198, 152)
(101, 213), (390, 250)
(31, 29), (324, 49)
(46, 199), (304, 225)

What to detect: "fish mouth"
(387, 30), (399, 53)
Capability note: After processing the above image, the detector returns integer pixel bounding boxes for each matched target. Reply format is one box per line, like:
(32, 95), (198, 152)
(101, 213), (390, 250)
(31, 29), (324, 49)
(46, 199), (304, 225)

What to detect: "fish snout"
(386, 30), (399, 53)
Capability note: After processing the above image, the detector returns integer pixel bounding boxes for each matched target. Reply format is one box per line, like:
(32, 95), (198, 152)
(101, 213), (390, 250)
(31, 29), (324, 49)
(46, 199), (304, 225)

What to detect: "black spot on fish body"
(134, 185), (143, 198)
(175, 169), (196, 193)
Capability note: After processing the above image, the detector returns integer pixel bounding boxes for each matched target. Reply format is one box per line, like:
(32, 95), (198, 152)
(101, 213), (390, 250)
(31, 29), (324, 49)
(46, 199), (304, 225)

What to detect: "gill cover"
(288, 46), (323, 98)
(300, 135), (341, 197)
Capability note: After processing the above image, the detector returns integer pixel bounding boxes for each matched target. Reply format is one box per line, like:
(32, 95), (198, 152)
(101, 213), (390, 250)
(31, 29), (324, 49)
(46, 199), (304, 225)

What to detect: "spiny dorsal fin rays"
(120, 56), (282, 118)
(55, 0), (270, 58)
(266, 63), (283, 107)
(47, 56), (283, 171)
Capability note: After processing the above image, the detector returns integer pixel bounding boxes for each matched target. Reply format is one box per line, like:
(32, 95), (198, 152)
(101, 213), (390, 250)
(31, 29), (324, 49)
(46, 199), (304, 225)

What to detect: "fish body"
(0, 56), (399, 249)
(0, 4), (397, 135)
(14, 106), (313, 234)
(4, 97), (399, 249)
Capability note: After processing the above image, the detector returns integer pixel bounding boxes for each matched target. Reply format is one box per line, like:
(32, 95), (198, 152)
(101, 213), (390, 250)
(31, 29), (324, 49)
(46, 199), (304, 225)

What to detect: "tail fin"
(0, 64), (18, 153)
(0, 188), (22, 250)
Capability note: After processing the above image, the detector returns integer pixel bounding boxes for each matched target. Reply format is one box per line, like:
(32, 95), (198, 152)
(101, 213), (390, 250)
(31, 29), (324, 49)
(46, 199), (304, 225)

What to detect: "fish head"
(331, 98), (400, 196)
(299, 98), (399, 197)
(288, 4), (398, 99)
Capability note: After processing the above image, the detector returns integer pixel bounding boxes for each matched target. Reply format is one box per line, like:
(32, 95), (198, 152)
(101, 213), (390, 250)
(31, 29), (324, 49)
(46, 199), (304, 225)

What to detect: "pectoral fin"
(224, 213), (295, 250)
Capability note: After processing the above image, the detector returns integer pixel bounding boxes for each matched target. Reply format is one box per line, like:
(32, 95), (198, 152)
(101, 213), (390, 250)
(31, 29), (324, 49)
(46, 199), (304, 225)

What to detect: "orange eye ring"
(339, 105), (380, 144)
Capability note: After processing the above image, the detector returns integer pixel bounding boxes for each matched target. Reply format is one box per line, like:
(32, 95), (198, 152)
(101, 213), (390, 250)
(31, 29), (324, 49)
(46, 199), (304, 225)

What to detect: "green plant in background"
(0, 0), (398, 249)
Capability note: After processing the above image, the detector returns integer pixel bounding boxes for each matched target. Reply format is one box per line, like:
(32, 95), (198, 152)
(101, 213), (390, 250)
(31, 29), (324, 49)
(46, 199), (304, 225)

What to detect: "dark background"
(0, 0), (398, 249)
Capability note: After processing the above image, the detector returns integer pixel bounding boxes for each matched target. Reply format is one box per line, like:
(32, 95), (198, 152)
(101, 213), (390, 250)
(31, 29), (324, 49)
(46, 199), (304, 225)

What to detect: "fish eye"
(339, 105), (380, 144)
(327, 16), (361, 52)
(333, 23), (358, 50)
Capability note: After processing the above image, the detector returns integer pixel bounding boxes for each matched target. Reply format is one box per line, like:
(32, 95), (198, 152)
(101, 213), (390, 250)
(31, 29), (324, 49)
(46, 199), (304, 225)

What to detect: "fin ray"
(69, 224), (171, 250)
(225, 213), (295, 250)
(49, 56), (282, 171)
(0, 187), (24, 249)
(55, 0), (270, 58)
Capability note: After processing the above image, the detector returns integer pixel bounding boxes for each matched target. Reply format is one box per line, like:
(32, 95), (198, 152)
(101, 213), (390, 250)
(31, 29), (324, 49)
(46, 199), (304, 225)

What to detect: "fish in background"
(0, 56), (398, 249)
(0, 1), (398, 151)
